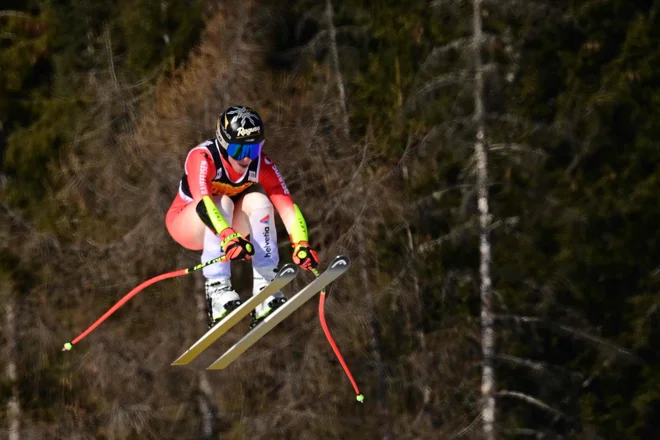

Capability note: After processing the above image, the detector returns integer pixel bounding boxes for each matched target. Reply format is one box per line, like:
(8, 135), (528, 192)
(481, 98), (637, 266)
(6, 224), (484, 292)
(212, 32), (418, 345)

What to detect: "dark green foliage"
(1, 0), (204, 203)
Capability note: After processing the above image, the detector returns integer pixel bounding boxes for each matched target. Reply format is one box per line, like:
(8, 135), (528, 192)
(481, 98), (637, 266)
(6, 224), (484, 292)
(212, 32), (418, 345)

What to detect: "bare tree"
(407, 1), (634, 437)
(404, 0), (543, 437)
(409, 0), (500, 435)
(470, 1), (496, 438)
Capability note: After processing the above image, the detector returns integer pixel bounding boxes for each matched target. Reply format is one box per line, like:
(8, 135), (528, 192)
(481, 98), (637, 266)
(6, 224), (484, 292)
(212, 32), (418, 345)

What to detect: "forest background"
(1, 0), (659, 439)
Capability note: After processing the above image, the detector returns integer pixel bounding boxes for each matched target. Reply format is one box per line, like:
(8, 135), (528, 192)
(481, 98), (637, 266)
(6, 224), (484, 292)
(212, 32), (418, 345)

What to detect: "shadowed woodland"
(2, 0), (660, 439)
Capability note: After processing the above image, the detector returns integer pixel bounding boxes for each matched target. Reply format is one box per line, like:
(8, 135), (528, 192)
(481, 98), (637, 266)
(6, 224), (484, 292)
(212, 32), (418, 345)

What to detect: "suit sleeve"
(184, 147), (217, 201)
(259, 154), (309, 244)
(184, 147), (232, 235)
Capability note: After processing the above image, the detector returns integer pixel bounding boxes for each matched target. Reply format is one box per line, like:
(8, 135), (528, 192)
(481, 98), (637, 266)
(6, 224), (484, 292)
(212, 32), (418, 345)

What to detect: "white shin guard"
(243, 193), (279, 269)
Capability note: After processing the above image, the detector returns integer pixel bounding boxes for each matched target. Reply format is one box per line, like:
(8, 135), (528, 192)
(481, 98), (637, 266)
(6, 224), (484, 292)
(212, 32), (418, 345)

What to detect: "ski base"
(206, 255), (350, 370)
(171, 263), (299, 366)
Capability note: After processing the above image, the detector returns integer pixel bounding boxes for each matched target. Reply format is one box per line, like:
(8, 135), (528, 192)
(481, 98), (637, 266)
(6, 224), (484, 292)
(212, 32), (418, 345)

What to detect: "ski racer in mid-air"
(165, 105), (320, 329)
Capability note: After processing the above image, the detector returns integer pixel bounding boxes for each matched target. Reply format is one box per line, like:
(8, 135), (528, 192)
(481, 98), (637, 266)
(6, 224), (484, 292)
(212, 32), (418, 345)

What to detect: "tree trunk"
(194, 275), (219, 439)
(359, 223), (394, 440)
(472, 0), (496, 439)
(4, 282), (21, 440)
(325, 0), (350, 139)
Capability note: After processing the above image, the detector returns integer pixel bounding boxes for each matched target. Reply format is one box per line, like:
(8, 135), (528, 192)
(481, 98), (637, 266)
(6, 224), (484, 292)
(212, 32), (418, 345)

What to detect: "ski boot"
(205, 278), (242, 328)
(250, 266), (288, 329)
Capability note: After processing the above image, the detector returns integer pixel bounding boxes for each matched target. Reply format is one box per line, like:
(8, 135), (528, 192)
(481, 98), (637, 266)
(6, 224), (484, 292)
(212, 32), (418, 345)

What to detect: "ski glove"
(220, 228), (254, 261)
(292, 241), (319, 270)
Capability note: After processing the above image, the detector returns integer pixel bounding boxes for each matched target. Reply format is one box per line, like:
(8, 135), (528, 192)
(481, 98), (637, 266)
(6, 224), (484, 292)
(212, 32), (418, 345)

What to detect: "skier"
(165, 105), (320, 329)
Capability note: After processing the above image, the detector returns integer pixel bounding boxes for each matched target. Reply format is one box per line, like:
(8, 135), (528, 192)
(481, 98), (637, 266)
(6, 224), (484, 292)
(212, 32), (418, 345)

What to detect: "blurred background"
(1, 0), (659, 439)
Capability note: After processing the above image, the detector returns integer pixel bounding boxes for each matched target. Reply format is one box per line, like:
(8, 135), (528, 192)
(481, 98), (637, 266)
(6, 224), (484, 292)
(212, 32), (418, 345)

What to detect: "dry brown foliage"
(2, 3), (480, 439)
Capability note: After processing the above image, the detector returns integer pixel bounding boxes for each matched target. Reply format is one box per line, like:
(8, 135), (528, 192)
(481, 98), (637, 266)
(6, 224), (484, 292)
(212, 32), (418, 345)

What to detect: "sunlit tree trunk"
(472, 0), (496, 438)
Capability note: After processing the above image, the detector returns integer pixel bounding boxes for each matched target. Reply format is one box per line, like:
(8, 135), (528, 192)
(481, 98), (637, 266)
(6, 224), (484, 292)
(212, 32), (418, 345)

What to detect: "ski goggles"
(226, 141), (264, 161)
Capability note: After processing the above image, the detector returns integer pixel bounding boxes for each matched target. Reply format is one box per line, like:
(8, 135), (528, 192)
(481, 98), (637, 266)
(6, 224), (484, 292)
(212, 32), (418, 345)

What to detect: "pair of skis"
(172, 255), (350, 370)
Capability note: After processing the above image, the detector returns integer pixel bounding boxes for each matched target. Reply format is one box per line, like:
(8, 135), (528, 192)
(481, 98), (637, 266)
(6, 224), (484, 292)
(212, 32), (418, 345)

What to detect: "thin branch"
(104, 26), (120, 94)
(413, 117), (474, 156)
(419, 38), (472, 71)
(0, 10), (31, 18)
(488, 143), (548, 158)
(495, 353), (553, 376)
(501, 428), (548, 437)
(497, 390), (568, 421)
(489, 216), (519, 234)
(415, 71), (469, 97)
(414, 184), (473, 207)
(347, 138), (370, 184)
(449, 412), (483, 439)
(410, 64), (497, 108)
(395, 130), (415, 172)
(418, 218), (477, 253)
(496, 315), (638, 360)
(581, 357), (613, 388)
(418, 34), (498, 75)
(486, 113), (573, 142)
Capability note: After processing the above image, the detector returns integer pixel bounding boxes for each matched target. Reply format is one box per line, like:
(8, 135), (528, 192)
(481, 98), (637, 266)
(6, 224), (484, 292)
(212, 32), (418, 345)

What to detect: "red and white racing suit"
(165, 139), (304, 279)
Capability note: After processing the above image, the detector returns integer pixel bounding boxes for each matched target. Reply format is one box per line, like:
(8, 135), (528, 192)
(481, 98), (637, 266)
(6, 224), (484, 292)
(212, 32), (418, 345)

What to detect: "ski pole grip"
(312, 268), (327, 295)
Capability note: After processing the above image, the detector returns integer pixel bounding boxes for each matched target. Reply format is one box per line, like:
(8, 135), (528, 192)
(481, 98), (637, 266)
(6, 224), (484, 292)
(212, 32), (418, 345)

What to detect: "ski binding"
(206, 255), (350, 370)
(171, 263), (299, 365)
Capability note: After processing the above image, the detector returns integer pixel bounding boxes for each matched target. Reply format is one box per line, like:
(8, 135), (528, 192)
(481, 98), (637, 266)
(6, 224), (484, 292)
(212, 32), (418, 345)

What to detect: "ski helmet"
(216, 106), (265, 160)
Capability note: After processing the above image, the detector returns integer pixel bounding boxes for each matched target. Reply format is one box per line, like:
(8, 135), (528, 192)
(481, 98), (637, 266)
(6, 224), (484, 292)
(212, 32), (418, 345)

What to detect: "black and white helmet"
(216, 106), (265, 145)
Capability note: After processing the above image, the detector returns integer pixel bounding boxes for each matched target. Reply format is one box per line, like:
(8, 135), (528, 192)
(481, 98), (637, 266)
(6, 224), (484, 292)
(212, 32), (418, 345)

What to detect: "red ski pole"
(313, 268), (364, 403)
(61, 255), (226, 351)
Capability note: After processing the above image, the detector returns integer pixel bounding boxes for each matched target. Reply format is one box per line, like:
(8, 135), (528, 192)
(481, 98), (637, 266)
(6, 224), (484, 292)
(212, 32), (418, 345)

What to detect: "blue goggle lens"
(226, 141), (263, 160)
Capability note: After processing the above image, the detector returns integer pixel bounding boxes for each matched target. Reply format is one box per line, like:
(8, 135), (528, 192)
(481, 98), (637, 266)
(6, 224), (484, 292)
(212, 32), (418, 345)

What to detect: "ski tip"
(277, 263), (298, 277)
(329, 255), (350, 268)
(356, 394), (364, 403)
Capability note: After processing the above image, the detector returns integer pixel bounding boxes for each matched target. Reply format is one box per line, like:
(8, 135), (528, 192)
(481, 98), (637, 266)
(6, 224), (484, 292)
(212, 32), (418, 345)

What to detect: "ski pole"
(313, 268), (365, 403)
(62, 255), (227, 351)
